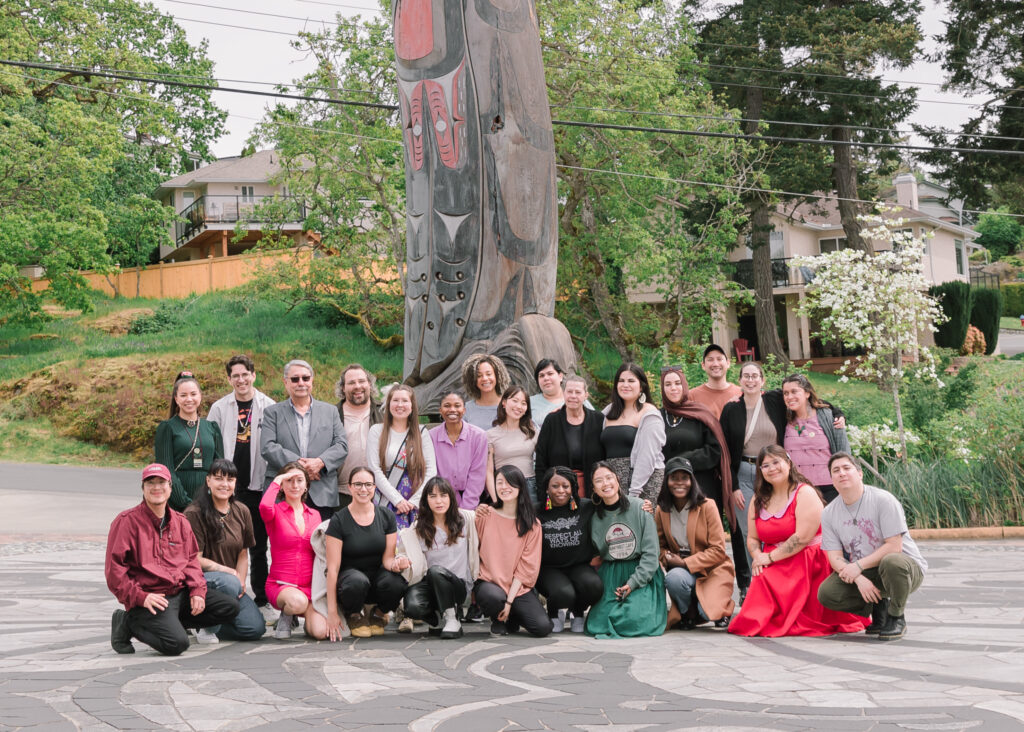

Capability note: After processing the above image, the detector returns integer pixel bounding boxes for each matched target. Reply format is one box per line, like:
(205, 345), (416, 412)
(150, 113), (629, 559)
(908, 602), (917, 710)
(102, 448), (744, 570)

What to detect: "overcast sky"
(149, 0), (985, 163)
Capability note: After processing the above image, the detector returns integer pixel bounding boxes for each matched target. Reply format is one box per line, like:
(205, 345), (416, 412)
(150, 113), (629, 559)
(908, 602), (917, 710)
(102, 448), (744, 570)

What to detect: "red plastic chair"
(733, 338), (756, 362)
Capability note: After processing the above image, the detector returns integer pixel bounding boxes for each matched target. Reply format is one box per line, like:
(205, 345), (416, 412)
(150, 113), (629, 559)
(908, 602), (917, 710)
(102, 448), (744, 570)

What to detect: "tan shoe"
(398, 616), (414, 633)
(347, 612), (372, 638)
(368, 610), (387, 636)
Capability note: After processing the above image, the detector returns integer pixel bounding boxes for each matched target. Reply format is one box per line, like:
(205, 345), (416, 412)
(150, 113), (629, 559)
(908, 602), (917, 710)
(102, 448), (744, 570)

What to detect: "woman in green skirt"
(587, 461), (666, 638)
(155, 371), (224, 511)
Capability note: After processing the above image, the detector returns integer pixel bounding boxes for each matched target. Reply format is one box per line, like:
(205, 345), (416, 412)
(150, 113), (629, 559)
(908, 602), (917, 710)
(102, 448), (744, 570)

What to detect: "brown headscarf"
(660, 367), (736, 527)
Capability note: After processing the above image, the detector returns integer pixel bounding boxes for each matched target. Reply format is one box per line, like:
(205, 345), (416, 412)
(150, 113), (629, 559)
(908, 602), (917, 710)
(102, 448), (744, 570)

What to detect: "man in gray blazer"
(261, 359), (348, 522)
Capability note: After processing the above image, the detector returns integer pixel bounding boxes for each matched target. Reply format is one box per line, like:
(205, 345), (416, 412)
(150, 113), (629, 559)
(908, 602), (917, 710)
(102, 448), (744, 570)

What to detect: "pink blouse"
(260, 482), (319, 590)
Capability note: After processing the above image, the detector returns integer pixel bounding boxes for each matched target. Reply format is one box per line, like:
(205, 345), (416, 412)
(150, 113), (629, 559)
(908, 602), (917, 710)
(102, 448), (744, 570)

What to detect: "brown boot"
(347, 612), (371, 638)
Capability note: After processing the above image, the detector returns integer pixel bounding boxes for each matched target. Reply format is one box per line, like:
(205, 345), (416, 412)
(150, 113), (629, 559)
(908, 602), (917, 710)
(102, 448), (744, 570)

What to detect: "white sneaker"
(194, 627), (219, 644)
(274, 612), (293, 640)
(570, 614), (585, 633)
(440, 607), (463, 639)
(259, 603), (278, 626)
(551, 608), (566, 633)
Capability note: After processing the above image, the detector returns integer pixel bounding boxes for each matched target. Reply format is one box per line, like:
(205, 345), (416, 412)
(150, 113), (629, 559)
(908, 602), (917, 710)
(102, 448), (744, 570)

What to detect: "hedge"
(970, 287), (1003, 355)
(1002, 282), (1024, 317)
(930, 281), (972, 349)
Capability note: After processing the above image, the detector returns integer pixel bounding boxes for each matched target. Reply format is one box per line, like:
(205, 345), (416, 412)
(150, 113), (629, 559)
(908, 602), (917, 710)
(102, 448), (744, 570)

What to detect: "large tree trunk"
(750, 202), (789, 365)
(585, 237), (633, 362)
(831, 125), (868, 253)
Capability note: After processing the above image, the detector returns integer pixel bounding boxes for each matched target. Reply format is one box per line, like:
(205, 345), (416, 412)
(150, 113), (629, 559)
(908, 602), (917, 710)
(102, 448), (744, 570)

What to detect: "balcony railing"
(174, 195), (307, 248)
(731, 257), (807, 289)
(969, 267), (1000, 290)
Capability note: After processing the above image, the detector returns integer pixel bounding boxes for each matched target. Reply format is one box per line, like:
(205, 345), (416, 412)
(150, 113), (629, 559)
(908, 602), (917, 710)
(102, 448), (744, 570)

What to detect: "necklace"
(844, 493), (865, 525)
(181, 415), (198, 428)
(665, 411), (684, 428)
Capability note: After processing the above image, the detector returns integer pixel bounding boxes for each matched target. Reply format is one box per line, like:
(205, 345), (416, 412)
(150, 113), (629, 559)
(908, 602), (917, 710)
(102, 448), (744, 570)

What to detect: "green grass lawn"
(1001, 316), (1024, 331)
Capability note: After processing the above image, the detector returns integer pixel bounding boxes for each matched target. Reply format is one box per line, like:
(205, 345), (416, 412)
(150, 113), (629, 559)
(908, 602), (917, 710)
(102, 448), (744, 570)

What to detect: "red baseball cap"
(142, 463), (172, 482)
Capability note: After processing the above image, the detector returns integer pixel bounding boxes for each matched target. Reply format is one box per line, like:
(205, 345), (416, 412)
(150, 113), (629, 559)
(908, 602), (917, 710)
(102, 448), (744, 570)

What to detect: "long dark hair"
(380, 385), (426, 491)
(415, 477), (465, 547)
(169, 371), (202, 418)
(752, 445), (815, 511)
(495, 385), (536, 438)
(538, 466), (579, 512)
(194, 458), (239, 543)
(494, 465), (538, 537)
(656, 465), (708, 513)
(591, 461), (630, 517)
(606, 363), (653, 420)
(782, 373), (828, 423)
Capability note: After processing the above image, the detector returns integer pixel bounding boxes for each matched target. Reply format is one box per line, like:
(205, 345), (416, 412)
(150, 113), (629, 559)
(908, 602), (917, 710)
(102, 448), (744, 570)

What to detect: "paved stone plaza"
(2, 464), (1024, 731)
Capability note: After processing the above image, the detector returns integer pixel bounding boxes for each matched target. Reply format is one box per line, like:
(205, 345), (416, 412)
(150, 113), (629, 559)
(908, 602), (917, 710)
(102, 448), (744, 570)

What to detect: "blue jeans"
(204, 571), (266, 640)
(664, 567), (707, 621)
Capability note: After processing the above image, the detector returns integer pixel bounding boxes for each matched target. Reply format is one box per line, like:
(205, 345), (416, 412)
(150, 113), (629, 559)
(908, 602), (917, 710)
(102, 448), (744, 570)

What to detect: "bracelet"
(767, 551), (774, 565)
(855, 560), (863, 571)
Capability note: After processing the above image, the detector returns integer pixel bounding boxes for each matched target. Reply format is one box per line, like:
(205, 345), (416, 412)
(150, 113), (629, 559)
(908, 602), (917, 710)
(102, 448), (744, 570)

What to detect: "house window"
(955, 239), (965, 275)
(770, 230), (785, 259)
(819, 237), (848, 254)
(241, 186), (255, 202)
(893, 227), (914, 252)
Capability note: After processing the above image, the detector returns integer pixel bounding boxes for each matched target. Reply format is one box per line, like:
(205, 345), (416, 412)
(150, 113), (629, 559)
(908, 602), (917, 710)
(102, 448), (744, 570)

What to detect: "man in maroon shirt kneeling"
(105, 464), (239, 655)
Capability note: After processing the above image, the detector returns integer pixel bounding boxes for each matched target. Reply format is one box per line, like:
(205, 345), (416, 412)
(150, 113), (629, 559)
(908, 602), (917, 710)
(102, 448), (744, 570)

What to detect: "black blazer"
(534, 405), (606, 501)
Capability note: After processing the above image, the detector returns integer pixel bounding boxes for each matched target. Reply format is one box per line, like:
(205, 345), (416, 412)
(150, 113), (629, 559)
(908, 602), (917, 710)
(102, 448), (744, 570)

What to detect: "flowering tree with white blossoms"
(793, 208), (946, 460)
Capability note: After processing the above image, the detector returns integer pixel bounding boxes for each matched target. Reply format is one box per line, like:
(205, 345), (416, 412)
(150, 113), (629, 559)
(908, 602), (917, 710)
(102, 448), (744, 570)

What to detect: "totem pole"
(393, 0), (577, 409)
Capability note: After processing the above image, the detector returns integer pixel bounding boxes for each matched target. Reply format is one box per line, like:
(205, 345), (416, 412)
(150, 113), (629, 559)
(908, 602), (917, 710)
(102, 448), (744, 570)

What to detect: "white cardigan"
(395, 509), (480, 586)
(366, 423), (437, 507)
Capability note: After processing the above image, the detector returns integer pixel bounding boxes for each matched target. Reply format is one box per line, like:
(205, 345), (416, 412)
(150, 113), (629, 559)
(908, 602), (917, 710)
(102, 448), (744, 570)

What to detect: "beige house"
(155, 150), (316, 262)
(712, 175), (980, 362)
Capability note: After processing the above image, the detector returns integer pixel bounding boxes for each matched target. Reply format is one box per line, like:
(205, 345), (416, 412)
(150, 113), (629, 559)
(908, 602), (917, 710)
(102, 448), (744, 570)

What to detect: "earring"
(639, 393), (646, 404)
(570, 497), (578, 511)
(545, 496), (553, 511)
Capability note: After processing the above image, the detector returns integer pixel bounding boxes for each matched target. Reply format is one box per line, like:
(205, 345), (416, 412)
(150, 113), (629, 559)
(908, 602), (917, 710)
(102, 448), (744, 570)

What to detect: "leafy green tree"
(975, 210), (1024, 260)
(0, 0), (224, 321)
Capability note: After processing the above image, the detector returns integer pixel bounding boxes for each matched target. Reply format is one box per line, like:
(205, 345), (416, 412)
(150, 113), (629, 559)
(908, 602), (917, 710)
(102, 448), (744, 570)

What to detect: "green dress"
(154, 416), (223, 510)
(587, 496), (666, 638)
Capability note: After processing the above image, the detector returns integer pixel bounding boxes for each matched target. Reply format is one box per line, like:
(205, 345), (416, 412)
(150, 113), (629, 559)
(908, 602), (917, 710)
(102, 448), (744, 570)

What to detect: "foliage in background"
(1002, 282), (1024, 317)
(929, 280), (972, 349)
(969, 287), (1003, 356)
(973, 210), (1024, 259)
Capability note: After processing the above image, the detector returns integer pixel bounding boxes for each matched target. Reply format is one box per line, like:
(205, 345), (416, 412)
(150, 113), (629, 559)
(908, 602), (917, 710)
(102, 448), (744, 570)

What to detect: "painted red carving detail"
(395, 0), (434, 61)
(403, 85), (425, 171)
(424, 80), (457, 168)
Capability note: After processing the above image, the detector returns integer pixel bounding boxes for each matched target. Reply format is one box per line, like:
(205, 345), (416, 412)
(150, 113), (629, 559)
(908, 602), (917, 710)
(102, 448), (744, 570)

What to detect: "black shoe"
(111, 610), (134, 654)
(714, 616), (731, 629)
(464, 603), (484, 623)
(864, 598), (890, 635)
(489, 619), (508, 636)
(738, 587), (748, 607)
(878, 614), (906, 641)
(427, 626), (443, 637)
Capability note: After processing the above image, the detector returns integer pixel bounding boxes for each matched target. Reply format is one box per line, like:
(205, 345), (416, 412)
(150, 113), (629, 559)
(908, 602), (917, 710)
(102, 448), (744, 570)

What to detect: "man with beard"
(335, 364), (383, 509)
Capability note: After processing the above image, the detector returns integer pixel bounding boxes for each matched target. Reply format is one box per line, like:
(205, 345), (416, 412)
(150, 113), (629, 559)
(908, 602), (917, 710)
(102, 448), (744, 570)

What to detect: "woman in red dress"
(729, 445), (866, 637)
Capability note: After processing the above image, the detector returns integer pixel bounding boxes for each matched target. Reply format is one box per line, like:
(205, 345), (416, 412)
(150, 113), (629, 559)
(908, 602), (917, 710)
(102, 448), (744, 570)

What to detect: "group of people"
(105, 348), (925, 655)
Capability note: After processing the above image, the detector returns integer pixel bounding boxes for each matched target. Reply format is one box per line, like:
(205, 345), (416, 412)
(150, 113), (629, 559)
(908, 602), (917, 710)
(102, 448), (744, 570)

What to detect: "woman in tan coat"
(655, 456), (736, 630)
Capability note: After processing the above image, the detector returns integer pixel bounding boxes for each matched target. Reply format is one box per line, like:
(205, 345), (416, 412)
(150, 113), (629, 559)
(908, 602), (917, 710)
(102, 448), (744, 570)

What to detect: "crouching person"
(818, 453), (927, 641)
(106, 464), (240, 655)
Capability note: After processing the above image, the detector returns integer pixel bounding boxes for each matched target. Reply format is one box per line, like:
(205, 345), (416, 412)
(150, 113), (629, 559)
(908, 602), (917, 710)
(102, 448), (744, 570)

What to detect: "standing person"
(818, 453), (926, 641)
(260, 463), (330, 640)
(475, 466), (552, 637)
(155, 371), (224, 511)
(586, 462), (666, 638)
(535, 375), (605, 500)
(655, 458), (735, 630)
(486, 386), (539, 500)
(335, 364), (383, 511)
(530, 358), (593, 424)
(367, 385), (437, 530)
(261, 359), (349, 522)
(688, 345), (742, 419)
(324, 466), (410, 639)
(461, 354), (511, 430)
(397, 477), (480, 639)
(600, 363), (666, 501)
(207, 355), (275, 621)
(430, 391), (488, 509)
(535, 467), (602, 633)
(782, 374), (849, 504)
(728, 445), (866, 637)
(183, 459), (266, 641)
(106, 464), (239, 656)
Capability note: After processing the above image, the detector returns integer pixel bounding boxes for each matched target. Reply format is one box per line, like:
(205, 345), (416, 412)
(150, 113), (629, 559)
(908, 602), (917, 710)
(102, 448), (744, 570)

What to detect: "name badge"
(193, 447), (203, 469)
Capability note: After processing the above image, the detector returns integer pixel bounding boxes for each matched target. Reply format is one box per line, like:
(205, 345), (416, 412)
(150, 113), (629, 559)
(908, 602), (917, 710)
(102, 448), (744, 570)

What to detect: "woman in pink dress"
(728, 445), (866, 637)
(260, 462), (329, 640)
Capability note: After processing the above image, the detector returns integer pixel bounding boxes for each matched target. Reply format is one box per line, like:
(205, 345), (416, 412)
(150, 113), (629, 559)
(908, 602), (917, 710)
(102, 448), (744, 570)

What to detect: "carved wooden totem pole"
(394, 0), (576, 409)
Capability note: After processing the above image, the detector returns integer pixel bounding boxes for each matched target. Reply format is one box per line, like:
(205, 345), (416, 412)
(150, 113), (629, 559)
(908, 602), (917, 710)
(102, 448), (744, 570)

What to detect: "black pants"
(337, 566), (407, 614)
(403, 566), (468, 623)
(126, 588), (239, 656)
(536, 563), (604, 617)
(711, 489), (751, 591)
(237, 489), (270, 605)
(475, 580), (553, 637)
(311, 501), (337, 523)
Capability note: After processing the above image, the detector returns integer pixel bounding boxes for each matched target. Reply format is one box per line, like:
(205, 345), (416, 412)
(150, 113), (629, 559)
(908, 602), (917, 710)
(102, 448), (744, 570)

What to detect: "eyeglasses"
(289, 375), (312, 383)
(350, 481), (375, 489)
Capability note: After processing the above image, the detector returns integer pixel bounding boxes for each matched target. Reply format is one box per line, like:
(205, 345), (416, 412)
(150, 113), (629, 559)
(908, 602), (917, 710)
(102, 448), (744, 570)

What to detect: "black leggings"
(536, 563), (604, 617)
(474, 580), (553, 637)
(126, 589), (239, 656)
(711, 489), (751, 591)
(403, 566), (468, 623)
(337, 566), (407, 614)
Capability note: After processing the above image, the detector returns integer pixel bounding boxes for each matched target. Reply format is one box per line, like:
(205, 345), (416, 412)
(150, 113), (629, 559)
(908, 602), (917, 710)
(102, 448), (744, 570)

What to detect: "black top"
(662, 411), (723, 504)
(534, 406), (607, 500)
(600, 425), (636, 459)
(538, 500), (596, 569)
(325, 506), (397, 575)
(234, 399), (253, 491)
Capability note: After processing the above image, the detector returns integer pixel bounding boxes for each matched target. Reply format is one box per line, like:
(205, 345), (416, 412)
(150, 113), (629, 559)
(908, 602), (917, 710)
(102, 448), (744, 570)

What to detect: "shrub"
(930, 281), (972, 349)
(961, 325), (986, 355)
(969, 287), (1003, 355)
(1001, 282), (1024, 317)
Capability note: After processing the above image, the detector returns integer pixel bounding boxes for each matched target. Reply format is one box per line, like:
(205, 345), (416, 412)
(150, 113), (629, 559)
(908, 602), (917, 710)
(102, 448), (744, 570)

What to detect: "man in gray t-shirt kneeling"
(818, 452), (926, 642)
